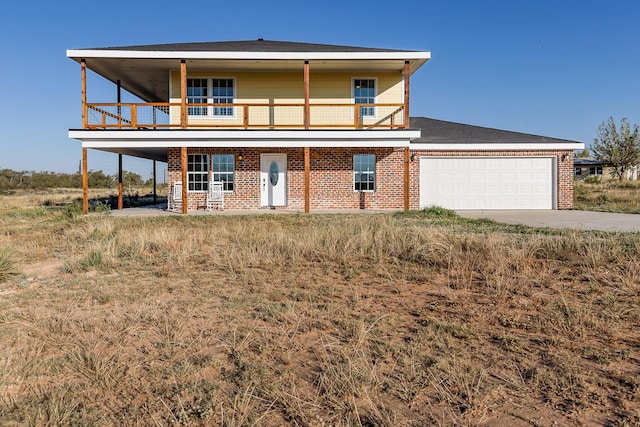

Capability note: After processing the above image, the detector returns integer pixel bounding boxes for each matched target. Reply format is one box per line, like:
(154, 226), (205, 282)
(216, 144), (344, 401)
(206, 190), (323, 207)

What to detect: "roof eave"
(410, 142), (585, 151)
(66, 49), (430, 60)
(66, 49), (430, 70)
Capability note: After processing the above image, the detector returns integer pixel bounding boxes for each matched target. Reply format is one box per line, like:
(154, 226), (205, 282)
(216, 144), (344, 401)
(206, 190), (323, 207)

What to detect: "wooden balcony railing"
(85, 103), (406, 130)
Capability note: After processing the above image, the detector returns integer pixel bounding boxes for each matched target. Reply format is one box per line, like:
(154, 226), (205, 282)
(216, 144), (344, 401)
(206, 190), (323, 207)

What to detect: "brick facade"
(167, 147), (575, 211)
(168, 147), (405, 210)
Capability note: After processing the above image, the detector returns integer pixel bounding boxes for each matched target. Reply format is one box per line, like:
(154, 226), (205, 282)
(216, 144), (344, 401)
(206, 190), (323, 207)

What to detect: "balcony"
(85, 102), (406, 130)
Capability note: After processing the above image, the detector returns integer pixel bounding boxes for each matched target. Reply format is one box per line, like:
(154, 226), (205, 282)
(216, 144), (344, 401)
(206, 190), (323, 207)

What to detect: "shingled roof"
(410, 117), (582, 144)
(82, 39), (415, 53)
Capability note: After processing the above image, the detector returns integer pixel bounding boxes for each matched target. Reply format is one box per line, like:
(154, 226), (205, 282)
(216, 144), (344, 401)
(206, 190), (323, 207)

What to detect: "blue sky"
(1, 0), (638, 179)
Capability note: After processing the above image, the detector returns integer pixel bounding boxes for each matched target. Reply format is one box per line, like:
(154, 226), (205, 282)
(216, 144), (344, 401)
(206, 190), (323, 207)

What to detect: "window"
(354, 154), (375, 192)
(188, 154), (209, 192)
(187, 79), (208, 116)
(212, 154), (234, 191)
(186, 78), (235, 117)
(589, 166), (603, 175)
(353, 79), (376, 117)
(212, 79), (234, 116)
(574, 167), (582, 176)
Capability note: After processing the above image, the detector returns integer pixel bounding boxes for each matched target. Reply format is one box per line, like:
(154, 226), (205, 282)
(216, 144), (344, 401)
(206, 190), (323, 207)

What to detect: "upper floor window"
(354, 154), (375, 192)
(188, 154), (209, 192)
(186, 78), (235, 117)
(212, 79), (234, 116)
(212, 154), (235, 192)
(353, 79), (376, 117)
(187, 79), (208, 116)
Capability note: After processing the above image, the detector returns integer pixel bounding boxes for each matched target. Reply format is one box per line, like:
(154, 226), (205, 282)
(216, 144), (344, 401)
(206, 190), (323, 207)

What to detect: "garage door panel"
(420, 157), (554, 210)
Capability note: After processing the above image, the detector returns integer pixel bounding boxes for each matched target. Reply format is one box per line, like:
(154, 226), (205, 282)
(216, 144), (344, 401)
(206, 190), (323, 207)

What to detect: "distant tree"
(0, 169), (26, 190)
(0, 169), (122, 190)
(592, 117), (640, 180)
(88, 170), (115, 188)
(122, 171), (144, 188)
(576, 147), (590, 158)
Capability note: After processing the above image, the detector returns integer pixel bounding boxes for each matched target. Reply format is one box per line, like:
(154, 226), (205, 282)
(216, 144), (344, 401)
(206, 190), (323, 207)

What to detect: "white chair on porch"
(206, 181), (224, 211)
(168, 181), (182, 212)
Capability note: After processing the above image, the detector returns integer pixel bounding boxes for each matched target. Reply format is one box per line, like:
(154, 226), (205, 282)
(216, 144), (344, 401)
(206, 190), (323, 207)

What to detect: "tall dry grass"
(574, 179), (640, 213)
(0, 207), (639, 425)
(0, 188), (116, 210)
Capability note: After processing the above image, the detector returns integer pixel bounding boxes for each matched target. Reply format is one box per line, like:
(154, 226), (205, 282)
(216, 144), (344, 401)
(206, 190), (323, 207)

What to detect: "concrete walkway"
(457, 210), (640, 232)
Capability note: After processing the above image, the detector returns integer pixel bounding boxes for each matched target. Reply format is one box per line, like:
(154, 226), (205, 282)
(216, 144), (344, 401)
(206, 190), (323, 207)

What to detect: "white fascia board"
(66, 49), (431, 62)
(81, 140), (409, 148)
(69, 130), (420, 140)
(69, 130), (420, 148)
(410, 142), (585, 151)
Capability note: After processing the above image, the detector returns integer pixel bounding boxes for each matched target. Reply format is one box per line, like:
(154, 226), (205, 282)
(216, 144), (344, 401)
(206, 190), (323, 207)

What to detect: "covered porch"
(73, 131), (419, 215)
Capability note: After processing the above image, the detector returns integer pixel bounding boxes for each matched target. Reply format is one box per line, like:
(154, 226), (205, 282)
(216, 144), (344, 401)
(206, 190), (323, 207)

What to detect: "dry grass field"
(574, 180), (640, 214)
(0, 193), (639, 426)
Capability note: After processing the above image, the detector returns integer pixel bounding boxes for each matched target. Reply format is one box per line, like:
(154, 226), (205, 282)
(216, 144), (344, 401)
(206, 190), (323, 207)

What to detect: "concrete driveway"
(457, 210), (640, 232)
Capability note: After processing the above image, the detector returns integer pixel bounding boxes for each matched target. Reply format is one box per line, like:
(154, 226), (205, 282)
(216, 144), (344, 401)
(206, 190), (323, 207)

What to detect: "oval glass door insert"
(269, 161), (279, 186)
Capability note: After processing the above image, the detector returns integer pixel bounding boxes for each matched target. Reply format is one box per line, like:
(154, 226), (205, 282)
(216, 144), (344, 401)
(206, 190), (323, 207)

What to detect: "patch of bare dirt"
(20, 259), (64, 279)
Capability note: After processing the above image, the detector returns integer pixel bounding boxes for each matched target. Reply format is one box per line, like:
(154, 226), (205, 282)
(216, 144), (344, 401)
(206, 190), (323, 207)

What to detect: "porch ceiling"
(91, 146), (168, 163)
(67, 54), (430, 103)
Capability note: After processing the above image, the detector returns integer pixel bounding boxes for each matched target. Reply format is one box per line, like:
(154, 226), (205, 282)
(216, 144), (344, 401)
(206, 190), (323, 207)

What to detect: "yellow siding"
(169, 71), (404, 128)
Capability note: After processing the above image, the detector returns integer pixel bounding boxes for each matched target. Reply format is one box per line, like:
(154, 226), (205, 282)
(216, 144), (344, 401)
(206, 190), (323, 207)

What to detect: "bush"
(421, 206), (458, 218)
(0, 246), (16, 281)
(63, 202), (83, 219)
(583, 175), (602, 184)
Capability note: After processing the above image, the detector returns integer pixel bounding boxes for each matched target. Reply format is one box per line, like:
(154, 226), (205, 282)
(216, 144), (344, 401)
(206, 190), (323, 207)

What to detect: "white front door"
(261, 154), (287, 207)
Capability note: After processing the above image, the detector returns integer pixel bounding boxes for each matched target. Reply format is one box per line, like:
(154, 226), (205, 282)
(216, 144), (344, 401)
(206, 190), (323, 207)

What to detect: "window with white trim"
(212, 79), (234, 116)
(354, 154), (375, 192)
(353, 79), (376, 117)
(589, 166), (603, 175)
(212, 154), (234, 192)
(188, 154), (209, 192)
(574, 167), (582, 176)
(186, 78), (235, 117)
(187, 79), (208, 116)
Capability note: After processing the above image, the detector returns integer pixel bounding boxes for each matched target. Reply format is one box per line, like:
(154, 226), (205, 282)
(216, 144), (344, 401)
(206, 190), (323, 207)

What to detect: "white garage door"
(419, 157), (555, 210)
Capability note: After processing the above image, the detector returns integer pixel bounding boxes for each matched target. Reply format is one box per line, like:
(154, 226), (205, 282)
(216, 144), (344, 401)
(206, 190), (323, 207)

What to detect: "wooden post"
(131, 105), (137, 128)
(180, 60), (187, 129)
(82, 147), (88, 214)
(181, 147), (188, 214)
(404, 147), (410, 211)
(404, 60), (410, 129)
(304, 147), (310, 214)
(118, 154), (123, 210)
(153, 160), (157, 204)
(117, 79), (122, 127)
(303, 60), (310, 130)
(403, 61), (412, 208)
(81, 59), (87, 128)
(303, 61), (311, 214)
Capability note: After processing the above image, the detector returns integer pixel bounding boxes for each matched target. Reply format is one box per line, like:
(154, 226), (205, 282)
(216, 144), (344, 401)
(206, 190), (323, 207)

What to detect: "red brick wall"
(409, 150), (575, 210)
(167, 147), (405, 210)
(168, 147), (574, 211)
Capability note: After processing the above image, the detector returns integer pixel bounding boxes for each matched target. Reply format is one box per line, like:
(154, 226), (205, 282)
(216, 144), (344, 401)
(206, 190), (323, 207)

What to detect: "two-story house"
(67, 40), (583, 213)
